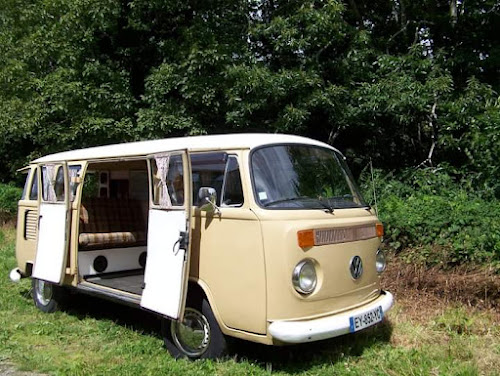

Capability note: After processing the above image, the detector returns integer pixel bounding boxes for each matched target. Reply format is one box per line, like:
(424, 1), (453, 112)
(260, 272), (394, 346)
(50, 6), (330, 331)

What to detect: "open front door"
(32, 163), (70, 283)
(141, 151), (192, 319)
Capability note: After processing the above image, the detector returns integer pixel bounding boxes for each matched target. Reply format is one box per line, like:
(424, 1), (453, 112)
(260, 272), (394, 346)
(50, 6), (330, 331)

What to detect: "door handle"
(172, 231), (188, 255)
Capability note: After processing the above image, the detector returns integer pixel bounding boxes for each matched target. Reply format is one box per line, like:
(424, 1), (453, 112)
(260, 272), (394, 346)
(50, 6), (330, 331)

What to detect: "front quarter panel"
(256, 208), (382, 322)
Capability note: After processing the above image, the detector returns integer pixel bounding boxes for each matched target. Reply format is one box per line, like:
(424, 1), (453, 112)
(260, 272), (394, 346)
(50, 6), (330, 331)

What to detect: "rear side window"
(21, 170), (31, 200)
(29, 169), (38, 200)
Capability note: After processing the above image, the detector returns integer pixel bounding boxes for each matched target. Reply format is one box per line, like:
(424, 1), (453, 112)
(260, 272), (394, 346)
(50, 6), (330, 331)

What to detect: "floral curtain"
(154, 154), (172, 208)
(69, 167), (79, 201)
(42, 164), (57, 202)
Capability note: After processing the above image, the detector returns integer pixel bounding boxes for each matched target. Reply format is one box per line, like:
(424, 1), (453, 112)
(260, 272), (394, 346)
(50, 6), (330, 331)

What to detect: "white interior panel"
(78, 246), (146, 276)
(32, 203), (68, 283)
(141, 209), (187, 319)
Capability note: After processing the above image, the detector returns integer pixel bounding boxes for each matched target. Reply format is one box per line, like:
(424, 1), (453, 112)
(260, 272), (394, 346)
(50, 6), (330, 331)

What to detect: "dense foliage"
(361, 169), (500, 266)
(0, 1), (498, 264)
(1, 0), (499, 186)
(0, 183), (22, 223)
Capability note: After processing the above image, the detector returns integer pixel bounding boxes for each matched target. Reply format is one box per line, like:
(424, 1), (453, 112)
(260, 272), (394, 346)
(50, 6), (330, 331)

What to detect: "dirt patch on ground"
(382, 256), (500, 320)
(0, 362), (46, 376)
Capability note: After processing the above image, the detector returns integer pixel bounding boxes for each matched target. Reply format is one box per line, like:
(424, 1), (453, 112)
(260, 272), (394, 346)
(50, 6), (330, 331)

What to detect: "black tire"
(162, 297), (228, 360)
(32, 278), (65, 313)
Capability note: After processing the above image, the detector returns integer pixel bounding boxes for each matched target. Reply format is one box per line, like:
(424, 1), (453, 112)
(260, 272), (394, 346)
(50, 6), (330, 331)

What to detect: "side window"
(151, 154), (185, 207)
(69, 165), (82, 201)
(221, 156), (244, 207)
(54, 167), (65, 201)
(82, 171), (99, 200)
(21, 170), (31, 200)
(29, 169), (38, 200)
(190, 153), (244, 207)
(42, 165), (65, 202)
(191, 153), (226, 206)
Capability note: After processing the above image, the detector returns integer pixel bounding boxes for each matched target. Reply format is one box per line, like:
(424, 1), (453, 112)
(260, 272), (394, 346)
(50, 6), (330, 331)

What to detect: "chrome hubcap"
(35, 280), (52, 306)
(171, 308), (210, 357)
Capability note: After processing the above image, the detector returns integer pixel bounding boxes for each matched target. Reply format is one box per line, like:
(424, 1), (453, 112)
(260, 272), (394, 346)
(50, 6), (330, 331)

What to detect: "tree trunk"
(450, 0), (458, 26)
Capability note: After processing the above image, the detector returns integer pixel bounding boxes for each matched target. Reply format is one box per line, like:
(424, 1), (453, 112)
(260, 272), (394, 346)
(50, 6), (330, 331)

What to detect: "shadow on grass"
(229, 320), (393, 373)
(18, 287), (163, 337)
(19, 287), (393, 372)
(64, 291), (164, 336)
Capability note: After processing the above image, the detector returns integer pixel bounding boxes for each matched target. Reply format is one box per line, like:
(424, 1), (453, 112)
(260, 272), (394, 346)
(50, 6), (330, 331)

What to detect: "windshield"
(251, 145), (367, 210)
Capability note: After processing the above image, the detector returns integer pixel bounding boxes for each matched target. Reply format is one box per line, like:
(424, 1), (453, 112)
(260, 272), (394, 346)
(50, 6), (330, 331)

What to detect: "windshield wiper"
(263, 196), (308, 207)
(317, 198), (335, 213)
(264, 196), (334, 213)
(325, 195), (369, 209)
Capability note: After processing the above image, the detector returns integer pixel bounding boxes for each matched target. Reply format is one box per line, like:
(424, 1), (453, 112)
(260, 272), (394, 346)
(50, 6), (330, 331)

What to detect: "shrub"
(360, 167), (500, 266)
(0, 183), (22, 223)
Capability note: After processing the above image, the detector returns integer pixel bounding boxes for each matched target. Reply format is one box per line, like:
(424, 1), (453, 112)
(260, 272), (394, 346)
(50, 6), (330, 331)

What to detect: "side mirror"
(198, 187), (220, 214)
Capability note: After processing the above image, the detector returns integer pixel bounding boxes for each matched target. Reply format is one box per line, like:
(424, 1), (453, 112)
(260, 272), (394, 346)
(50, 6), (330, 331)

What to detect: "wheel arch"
(187, 278), (272, 345)
(187, 279), (226, 332)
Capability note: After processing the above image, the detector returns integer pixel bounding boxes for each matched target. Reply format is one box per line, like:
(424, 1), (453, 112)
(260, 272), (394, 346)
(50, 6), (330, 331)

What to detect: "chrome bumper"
(268, 290), (394, 344)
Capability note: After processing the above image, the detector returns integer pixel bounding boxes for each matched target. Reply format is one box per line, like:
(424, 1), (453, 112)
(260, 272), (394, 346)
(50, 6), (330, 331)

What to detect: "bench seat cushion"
(79, 198), (147, 250)
(79, 231), (147, 250)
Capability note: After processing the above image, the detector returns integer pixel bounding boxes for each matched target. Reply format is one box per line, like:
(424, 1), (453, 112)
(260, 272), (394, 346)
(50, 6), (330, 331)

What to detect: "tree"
(0, 0), (498, 194)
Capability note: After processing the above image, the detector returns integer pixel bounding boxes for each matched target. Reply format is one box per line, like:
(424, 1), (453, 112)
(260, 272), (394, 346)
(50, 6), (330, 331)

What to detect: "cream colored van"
(10, 133), (393, 359)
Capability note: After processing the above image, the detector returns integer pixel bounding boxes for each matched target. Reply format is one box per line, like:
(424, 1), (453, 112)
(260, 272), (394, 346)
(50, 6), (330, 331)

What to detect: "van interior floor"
(84, 270), (144, 296)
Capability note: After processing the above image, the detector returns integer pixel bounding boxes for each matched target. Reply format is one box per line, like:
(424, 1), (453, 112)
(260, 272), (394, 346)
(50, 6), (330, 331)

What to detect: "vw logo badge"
(350, 256), (363, 280)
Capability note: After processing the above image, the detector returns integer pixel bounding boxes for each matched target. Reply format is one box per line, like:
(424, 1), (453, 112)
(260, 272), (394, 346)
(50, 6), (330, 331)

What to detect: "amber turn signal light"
(376, 222), (384, 238)
(297, 230), (315, 248)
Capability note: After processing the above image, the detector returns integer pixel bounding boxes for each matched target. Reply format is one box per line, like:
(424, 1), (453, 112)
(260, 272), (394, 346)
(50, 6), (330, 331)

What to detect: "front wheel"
(162, 298), (228, 359)
(32, 278), (65, 313)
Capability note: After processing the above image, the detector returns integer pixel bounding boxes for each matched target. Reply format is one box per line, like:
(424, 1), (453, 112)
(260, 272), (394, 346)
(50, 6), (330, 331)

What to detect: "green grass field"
(1, 226), (499, 375)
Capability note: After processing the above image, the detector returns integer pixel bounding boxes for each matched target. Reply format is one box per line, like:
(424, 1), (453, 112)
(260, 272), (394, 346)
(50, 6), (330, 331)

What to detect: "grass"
(1, 225), (499, 375)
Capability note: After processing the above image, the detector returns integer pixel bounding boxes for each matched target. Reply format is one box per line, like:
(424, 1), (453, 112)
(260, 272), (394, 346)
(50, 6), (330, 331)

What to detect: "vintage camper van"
(10, 133), (393, 359)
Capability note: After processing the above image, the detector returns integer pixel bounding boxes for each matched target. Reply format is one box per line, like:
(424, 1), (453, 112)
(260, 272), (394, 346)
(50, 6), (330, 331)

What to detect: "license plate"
(349, 306), (383, 333)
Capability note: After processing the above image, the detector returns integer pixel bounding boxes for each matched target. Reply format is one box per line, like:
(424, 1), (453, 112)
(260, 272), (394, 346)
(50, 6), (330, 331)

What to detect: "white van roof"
(33, 133), (337, 163)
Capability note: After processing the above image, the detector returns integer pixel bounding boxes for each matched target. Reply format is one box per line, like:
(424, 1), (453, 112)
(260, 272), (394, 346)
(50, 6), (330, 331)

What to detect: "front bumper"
(268, 290), (394, 344)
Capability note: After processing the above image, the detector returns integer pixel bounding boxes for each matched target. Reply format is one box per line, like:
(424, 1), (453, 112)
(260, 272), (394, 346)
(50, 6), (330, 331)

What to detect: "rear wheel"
(32, 278), (64, 313)
(162, 297), (228, 359)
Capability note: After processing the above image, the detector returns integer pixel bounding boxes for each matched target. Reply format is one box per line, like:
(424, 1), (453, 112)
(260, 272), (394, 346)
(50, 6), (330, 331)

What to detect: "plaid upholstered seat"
(79, 198), (147, 250)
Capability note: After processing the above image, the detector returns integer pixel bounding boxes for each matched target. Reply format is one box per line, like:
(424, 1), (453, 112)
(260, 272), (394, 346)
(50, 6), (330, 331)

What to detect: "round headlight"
(376, 249), (386, 273)
(292, 259), (317, 295)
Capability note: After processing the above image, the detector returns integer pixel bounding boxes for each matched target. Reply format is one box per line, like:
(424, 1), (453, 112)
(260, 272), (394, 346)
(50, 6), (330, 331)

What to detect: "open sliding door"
(32, 163), (70, 284)
(141, 151), (192, 320)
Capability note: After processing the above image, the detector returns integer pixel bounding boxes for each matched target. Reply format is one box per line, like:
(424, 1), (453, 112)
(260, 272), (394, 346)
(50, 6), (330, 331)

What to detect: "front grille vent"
(314, 225), (376, 246)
